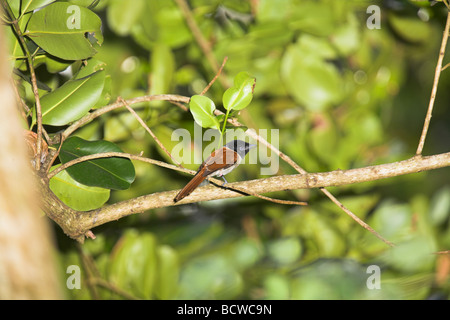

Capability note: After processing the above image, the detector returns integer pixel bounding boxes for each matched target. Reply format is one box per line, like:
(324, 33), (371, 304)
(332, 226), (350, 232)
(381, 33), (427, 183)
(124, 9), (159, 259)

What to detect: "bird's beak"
(249, 144), (257, 150)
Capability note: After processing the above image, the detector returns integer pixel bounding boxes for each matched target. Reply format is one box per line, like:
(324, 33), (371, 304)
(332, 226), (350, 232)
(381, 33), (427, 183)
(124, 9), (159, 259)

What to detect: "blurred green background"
(11, 0), (450, 299)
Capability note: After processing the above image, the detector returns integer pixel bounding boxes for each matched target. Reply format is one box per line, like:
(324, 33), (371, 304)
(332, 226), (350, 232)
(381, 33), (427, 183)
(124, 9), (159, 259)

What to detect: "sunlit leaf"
(59, 136), (135, 190)
(26, 2), (103, 60)
(49, 164), (110, 211)
(223, 71), (256, 111)
(38, 70), (105, 126)
(189, 95), (220, 130)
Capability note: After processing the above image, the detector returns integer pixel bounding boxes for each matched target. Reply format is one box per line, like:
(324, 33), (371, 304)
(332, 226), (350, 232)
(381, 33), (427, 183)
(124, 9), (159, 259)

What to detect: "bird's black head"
(224, 140), (256, 158)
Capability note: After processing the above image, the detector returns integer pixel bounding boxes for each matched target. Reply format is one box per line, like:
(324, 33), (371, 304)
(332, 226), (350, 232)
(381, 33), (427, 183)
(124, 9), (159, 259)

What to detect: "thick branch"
(58, 152), (450, 240)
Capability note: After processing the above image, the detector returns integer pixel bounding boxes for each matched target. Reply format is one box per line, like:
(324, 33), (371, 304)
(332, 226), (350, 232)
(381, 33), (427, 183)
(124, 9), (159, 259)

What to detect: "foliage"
(4, 0), (450, 299)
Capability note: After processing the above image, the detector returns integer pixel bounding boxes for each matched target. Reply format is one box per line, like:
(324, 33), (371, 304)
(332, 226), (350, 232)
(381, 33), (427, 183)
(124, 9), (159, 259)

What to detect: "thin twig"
(47, 152), (189, 180)
(73, 151), (450, 235)
(201, 56), (228, 95)
(175, 0), (229, 88)
(47, 150), (306, 206)
(211, 110), (393, 246)
(46, 133), (64, 174)
(3, 2), (44, 170)
(76, 243), (100, 299)
(88, 278), (140, 300)
(61, 94), (190, 142)
(118, 97), (182, 166)
(218, 182), (307, 206)
(169, 100), (189, 112)
(320, 188), (394, 247)
(416, 10), (450, 155)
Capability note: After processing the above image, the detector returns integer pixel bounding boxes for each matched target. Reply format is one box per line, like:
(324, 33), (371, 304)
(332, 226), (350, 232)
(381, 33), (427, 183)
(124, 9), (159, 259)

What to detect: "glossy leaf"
(45, 54), (73, 74)
(189, 95), (221, 130)
(26, 2), (103, 60)
(74, 58), (111, 108)
(74, 58), (107, 79)
(223, 72), (256, 111)
(7, 0), (55, 16)
(49, 165), (110, 211)
(38, 70), (105, 126)
(149, 44), (175, 107)
(59, 136), (135, 190)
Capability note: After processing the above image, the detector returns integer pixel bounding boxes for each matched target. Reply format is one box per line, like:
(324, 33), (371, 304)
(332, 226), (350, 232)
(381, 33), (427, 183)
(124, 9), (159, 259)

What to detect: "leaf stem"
(218, 108), (231, 148)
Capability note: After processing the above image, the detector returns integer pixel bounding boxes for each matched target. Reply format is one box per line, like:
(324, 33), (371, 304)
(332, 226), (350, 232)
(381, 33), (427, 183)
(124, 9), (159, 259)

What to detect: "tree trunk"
(0, 21), (63, 299)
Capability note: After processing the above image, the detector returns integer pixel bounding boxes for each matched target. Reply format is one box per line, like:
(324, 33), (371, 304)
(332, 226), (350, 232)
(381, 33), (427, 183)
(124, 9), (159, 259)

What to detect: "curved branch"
(61, 94), (190, 141)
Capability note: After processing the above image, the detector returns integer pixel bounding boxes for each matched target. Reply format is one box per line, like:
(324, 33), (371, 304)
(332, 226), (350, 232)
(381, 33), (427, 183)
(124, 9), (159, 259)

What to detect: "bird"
(174, 139), (256, 202)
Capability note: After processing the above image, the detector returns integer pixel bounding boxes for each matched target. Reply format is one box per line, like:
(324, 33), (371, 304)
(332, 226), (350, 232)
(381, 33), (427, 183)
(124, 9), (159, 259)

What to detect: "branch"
(49, 152), (450, 241)
(48, 151), (307, 207)
(47, 152), (190, 180)
(416, 9), (450, 155)
(118, 97), (183, 166)
(61, 94), (190, 142)
(175, 0), (229, 88)
(212, 109), (392, 244)
(201, 56), (228, 95)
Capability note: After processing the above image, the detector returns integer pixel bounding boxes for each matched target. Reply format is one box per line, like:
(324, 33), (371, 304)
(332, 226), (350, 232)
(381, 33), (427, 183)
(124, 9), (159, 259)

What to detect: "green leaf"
(74, 58), (107, 79)
(263, 274), (290, 300)
(108, 230), (157, 299)
(45, 54), (73, 74)
(281, 45), (343, 111)
(388, 12), (431, 43)
(7, 0), (55, 16)
(38, 70), (105, 126)
(74, 58), (111, 108)
(49, 164), (110, 211)
(268, 237), (302, 265)
(26, 2), (103, 60)
(149, 43), (175, 107)
(107, 0), (146, 36)
(429, 186), (450, 226)
(223, 72), (256, 111)
(155, 245), (180, 300)
(59, 136), (136, 190)
(189, 95), (220, 130)
(382, 236), (436, 273)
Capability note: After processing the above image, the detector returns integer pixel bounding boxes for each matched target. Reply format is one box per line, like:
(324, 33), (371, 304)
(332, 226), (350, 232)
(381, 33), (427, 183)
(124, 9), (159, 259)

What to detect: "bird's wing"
(201, 147), (238, 177)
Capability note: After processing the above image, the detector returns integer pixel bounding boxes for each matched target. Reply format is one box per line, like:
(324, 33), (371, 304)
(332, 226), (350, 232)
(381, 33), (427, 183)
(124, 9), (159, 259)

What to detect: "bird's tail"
(174, 173), (207, 202)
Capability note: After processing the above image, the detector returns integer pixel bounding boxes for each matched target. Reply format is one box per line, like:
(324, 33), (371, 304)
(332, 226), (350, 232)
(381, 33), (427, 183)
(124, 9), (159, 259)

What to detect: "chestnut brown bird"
(174, 140), (255, 202)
